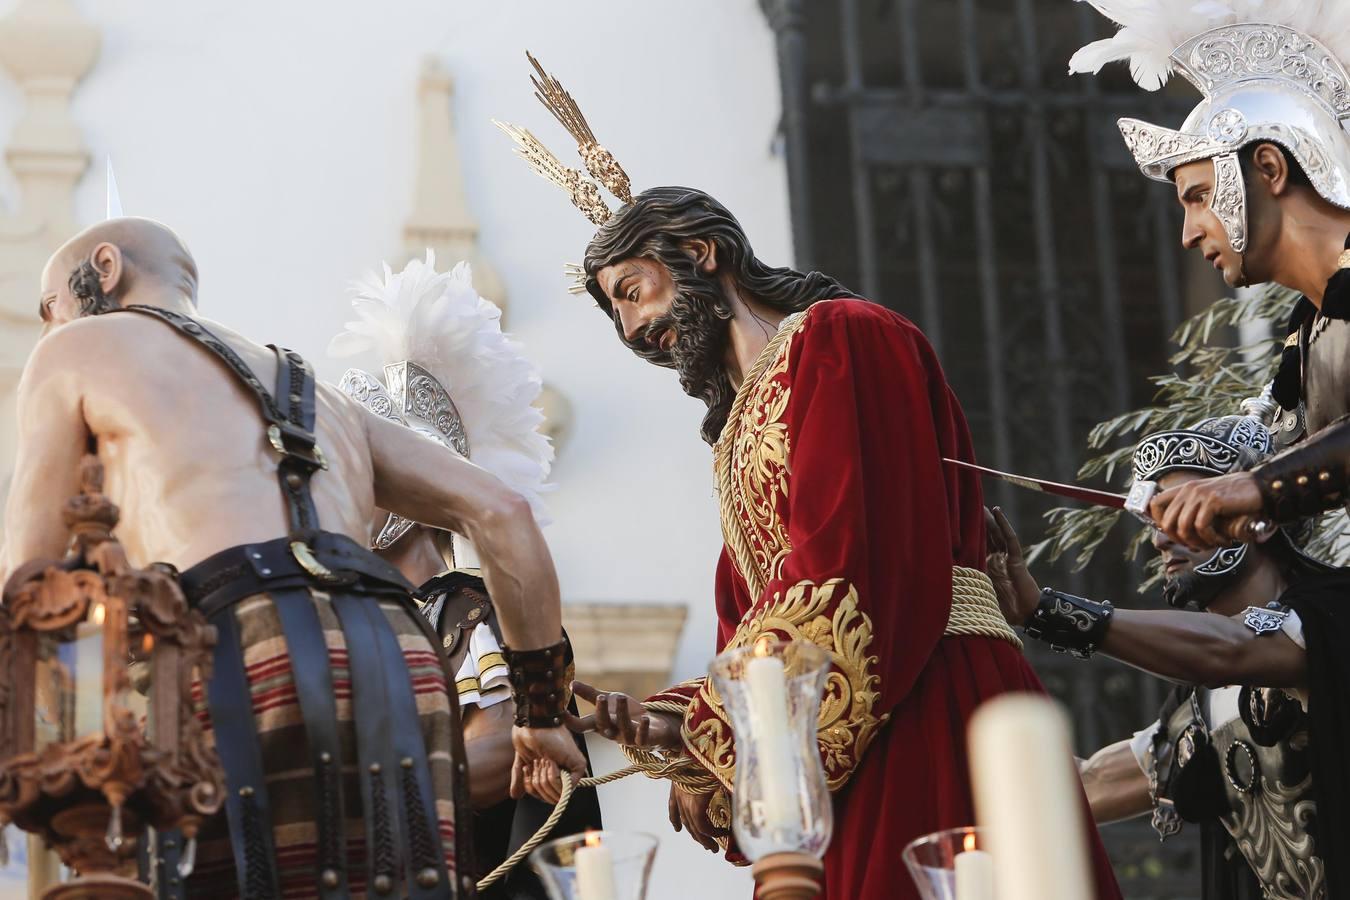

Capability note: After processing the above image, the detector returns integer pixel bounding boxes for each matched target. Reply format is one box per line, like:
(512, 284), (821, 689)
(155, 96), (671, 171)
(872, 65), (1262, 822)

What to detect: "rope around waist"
(946, 566), (1022, 650)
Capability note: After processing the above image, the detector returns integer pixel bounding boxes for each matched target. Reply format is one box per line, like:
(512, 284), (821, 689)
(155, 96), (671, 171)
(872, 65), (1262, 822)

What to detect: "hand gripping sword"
(943, 458), (1273, 538)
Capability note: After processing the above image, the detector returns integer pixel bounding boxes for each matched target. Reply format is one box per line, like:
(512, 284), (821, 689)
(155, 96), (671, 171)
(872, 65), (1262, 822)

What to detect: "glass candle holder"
(707, 639), (833, 861)
(902, 826), (995, 900)
(529, 830), (658, 900)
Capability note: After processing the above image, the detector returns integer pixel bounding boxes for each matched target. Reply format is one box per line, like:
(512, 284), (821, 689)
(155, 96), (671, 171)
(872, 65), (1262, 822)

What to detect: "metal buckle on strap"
(267, 423), (329, 471)
(290, 541), (353, 586)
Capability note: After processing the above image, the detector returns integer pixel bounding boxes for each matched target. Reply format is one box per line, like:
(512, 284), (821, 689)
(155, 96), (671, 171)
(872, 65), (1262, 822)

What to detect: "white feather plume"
(1069, 0), (1350, 91)
(329, 250), (554, 526)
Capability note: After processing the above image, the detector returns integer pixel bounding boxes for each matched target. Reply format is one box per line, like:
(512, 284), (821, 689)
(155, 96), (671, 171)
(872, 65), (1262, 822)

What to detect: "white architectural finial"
(105, 157), (122, 218)
(0, 0), (101, 555)
(404, 56), (505, 312)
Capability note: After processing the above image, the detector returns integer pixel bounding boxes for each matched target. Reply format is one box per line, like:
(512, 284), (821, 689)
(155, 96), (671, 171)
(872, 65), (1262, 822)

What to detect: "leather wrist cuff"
(1254, 454), (1348, 523)
(1024, 588), (1113, 660)
(503, 639), (568, 727)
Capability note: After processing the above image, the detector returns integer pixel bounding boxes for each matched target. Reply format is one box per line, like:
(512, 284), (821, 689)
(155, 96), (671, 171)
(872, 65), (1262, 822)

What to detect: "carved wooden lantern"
(0, 455), (223, 899)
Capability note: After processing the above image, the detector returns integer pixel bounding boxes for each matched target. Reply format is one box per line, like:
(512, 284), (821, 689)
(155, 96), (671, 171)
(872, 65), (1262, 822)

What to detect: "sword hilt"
(1127, 479), (1274, 543)
(1123, 480), (1158, 524)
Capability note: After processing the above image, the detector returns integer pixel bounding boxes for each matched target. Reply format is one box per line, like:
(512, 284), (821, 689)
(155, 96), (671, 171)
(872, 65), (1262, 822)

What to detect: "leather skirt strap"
(365, 596), (453, 898)
(327, 592), (404, 897)
(268, 589), (350, 899)
(207, 606), (281, 900)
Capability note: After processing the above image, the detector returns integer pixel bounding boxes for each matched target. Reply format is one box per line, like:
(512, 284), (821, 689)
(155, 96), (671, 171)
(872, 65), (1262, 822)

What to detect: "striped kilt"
(185, 588), (468, 899)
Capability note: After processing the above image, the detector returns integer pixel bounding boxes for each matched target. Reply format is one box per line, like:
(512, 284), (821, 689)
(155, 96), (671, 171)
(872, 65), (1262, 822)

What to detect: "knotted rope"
(475, 765), (640, 891)
(480, 565), (1018, 888)
(947, 566), (1022, 649)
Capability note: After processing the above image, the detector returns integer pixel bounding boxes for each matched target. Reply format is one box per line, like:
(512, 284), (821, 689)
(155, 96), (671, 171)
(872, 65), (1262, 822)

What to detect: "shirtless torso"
(6, 310), (375, 570)
(3, 218), (586, 897)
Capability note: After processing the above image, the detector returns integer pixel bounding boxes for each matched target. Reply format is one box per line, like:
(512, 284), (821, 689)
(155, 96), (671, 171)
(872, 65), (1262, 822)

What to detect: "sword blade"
(943, 458), (1128, 510)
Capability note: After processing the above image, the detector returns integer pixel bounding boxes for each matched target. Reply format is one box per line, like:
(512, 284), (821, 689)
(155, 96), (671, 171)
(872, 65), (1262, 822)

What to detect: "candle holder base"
(751, 851), (823, 900)
(42, 874), (153, 900)
(38, 803), (149, 900)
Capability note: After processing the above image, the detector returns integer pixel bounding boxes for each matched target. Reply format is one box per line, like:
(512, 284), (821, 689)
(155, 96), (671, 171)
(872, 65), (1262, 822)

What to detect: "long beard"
(623, 272), (736, 441)
(1162, 549), (1249, 610)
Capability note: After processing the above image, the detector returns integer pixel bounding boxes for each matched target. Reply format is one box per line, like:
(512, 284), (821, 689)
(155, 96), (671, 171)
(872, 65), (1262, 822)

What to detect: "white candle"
(968, 695), (1092, 900)
(745, 655), (798, 831)
(954, 836), (994, 900)
(72, 604), (106, 737)
(574, 836), (616, 900)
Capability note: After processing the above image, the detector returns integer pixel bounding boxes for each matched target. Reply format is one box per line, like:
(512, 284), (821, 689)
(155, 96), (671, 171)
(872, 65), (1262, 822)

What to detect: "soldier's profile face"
(1150, 471), (1216, 577)
(1174, 159), (1246, 288)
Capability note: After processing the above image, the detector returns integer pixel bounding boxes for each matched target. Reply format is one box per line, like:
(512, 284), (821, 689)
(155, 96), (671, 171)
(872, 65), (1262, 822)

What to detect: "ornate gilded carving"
(0, 455), (223, 896)
(714, 310), (808, 598)
(706, 788), (735, 856)
(684, 579), (886, 793)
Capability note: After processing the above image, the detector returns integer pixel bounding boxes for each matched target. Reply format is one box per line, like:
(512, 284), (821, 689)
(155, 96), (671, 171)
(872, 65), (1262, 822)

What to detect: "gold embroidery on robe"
(682, 578), (886, 793)
(690, 304), (884, 796)
(714, 309), (809, 599)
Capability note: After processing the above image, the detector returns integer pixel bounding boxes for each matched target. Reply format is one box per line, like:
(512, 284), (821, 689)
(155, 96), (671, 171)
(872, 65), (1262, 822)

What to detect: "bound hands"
(563, 682), (726, 852)
(521, 681), (724, 850)
(509, 726), (588, 801)
(564, 681), (683, 750)
(669, 783), (728, 853)
(984, 506), (1041, 627)
(514, 681), (683, 805)
(1147, 471), (1266, 551)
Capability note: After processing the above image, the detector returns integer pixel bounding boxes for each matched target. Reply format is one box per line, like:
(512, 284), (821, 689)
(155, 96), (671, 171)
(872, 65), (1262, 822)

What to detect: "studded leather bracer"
(503, 639), (569, 727)
(1251, 414), (1350, 523)
(1024, 588), (1115, 660)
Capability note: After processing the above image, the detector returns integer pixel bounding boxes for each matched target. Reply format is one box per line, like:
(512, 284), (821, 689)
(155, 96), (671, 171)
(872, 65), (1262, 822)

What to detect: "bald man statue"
(5, 219), (583, 899)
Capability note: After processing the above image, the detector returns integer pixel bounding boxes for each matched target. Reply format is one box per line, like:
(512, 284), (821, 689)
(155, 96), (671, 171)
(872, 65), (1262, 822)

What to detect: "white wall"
(13, 1), (793, 896)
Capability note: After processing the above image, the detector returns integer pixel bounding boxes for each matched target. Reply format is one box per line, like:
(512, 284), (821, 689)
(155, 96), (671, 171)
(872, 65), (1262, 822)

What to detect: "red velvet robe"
(646, 299), (1121, 899)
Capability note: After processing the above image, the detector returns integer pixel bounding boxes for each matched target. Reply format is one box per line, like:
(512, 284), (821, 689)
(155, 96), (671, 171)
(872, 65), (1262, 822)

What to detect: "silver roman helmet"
(1071, 1), (1350, 255)
(1132, 414), (1274, 580)
(329, 251), (553, 551)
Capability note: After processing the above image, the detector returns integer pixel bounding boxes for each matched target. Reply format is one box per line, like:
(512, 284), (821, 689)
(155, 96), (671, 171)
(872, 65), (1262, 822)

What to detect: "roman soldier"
(1067, 3), (1350, 546)
(1070, 7), (1350, 892)
(330, 253), (602, 898)
(988, 414), (1334, 899)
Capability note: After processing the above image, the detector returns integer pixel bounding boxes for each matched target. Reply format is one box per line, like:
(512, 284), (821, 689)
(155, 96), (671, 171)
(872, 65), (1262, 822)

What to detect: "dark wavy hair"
(67, 260), (120, 317)
(584, 186), (859, 443)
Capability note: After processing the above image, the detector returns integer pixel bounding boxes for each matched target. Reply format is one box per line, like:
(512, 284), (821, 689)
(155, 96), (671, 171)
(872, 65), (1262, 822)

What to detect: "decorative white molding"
(0, 0), (100, 537)
(564, 603), (689, 702)
(404, 57), (506, 312)
(404, 56), (573, 451)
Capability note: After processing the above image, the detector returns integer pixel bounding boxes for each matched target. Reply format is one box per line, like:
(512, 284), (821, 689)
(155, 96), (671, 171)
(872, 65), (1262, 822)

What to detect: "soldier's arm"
(364, 409), (561, 650)
(1079, 739), (1152, 825)
(988, 508), (1307, 689)
(461, 702), (515, 809)
(365, 408), (585, 789)
(1097, 607), (1306, 691)
(1249, 413), (1350, 522)
(2, 335), (91, 581)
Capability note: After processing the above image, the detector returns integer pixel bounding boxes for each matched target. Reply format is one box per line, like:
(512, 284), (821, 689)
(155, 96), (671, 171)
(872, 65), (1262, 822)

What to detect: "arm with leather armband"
(1251, 414), (1350, 523)
(502, 639), (569, 727)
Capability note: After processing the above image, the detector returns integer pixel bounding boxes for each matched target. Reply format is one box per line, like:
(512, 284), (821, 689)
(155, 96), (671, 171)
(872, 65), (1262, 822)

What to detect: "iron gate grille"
(760, 0), (1221, 894)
